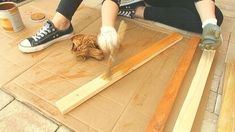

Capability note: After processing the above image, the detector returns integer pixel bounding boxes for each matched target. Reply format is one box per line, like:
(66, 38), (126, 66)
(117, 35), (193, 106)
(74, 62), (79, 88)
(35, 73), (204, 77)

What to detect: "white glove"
(98, 26), (119, 52)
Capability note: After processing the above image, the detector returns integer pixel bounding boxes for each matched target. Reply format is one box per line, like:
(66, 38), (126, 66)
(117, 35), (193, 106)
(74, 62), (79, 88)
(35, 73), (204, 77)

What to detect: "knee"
(215, 6), (223, 26)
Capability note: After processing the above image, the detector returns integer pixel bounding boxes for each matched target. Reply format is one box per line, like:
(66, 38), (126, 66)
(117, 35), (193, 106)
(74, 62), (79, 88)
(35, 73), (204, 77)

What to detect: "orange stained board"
(146, 36), (200, 132)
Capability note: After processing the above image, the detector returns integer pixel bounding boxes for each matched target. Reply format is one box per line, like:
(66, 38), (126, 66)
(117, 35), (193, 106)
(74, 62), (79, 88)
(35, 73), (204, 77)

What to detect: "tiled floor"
(0, 0), (234, 131)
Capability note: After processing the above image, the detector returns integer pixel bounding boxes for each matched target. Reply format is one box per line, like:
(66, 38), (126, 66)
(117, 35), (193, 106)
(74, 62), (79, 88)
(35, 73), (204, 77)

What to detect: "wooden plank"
(218, 63), (235, 132)
(173, 50), (216, 132)
(111, 38), (189, 132)
(146, 36), (200, 132)
(55, 33), (183, 114)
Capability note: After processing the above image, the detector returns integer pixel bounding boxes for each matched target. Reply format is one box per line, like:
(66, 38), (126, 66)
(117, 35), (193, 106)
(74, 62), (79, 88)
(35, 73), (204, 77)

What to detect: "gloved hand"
(199, 24), (222, 50)
(98, 26), (119, 53)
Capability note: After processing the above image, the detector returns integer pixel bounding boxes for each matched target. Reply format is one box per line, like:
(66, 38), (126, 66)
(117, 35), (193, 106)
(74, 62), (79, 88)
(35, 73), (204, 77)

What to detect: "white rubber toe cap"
(19, 39), (31, 47)
(18, 39), (34, 53)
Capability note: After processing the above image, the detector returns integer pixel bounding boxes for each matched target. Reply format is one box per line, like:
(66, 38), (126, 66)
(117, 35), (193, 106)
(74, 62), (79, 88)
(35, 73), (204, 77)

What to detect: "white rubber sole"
(18, 33), (74, 53)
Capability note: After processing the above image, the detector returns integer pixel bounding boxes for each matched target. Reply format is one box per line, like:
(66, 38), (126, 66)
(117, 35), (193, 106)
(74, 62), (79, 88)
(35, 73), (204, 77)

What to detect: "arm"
(102, 0), (119, 27)
(98, 0), (119, 52)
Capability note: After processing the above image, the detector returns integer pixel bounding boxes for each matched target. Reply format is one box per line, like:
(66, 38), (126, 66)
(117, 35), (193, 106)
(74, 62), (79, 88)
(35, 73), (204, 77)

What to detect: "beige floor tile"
(0, 90), (14, 110)
(200, 111), (218, 132)
(215, 94), (222, 115)
(56, 126), (72, 132)
(0, 100), (58, 132)
(210, 75), (221, 92)
(200, 120), (217, 132)
(206, 91), (217, 113)
(218, 73), (224, 95)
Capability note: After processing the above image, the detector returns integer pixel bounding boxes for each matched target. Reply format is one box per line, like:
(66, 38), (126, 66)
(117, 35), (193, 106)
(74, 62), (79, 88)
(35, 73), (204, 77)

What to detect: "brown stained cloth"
(71, 34), (104, 61)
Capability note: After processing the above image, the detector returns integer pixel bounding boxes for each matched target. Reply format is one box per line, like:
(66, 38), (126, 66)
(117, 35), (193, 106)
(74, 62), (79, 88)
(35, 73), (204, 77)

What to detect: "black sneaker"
(199, 24), (222, 50)
(118, 1), (145, 18)
(19, 20), (74, 53)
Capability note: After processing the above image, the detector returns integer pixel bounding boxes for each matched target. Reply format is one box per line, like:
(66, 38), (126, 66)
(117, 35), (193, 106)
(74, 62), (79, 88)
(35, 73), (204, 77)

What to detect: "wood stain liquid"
(0, 2), (24, 32)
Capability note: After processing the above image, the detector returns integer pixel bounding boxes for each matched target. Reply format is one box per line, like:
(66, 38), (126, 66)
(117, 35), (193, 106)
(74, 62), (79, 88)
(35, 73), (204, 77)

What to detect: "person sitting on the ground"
(19, 0), (223, 53)
(98, 0), (223, 52)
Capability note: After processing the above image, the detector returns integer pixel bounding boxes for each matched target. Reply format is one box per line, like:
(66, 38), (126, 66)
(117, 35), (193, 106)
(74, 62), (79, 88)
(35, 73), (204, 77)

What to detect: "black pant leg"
(144, 7), (203, 33)
(144, 0), (223, 33)
(214, 6), (223, 26)
(56, 0), (83, 21)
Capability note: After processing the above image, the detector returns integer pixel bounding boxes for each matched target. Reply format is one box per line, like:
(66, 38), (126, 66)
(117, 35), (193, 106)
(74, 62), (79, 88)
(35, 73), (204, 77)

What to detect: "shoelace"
(32, 23), (52, 41)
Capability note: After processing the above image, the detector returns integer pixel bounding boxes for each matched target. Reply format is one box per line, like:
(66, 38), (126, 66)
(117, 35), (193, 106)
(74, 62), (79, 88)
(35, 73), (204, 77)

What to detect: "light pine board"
(173, 50), (216, 132)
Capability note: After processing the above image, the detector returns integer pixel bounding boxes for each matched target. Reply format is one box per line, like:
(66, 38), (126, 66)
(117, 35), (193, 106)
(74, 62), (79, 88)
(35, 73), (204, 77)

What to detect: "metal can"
(0, 2), (24, 32)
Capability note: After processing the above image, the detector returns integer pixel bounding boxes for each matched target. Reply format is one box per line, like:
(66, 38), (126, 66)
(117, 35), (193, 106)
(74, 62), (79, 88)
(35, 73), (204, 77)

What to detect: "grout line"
(8, 82), (62, 125)
(54, 125), (74, 132)
(217, 74), (223, 94)
(54, 125), (60, 132)
(20, 101), (61, 125)
(208, 90), (218, 113)
(225, 32), (232, 63)
(0, 99), (15, 111)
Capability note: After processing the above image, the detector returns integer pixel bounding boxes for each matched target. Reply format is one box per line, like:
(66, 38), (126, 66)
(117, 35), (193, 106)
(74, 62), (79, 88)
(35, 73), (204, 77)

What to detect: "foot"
(118, 1), (145, 18)
(199, 24), (221, 50)
(19, 20), (74, 53)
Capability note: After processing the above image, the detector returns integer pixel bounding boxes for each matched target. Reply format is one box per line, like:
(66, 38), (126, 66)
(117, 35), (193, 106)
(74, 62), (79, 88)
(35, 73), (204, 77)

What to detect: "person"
(19, 0), (223, 53)
(98, 0), (223, 52)
(19, 0), (119, 53)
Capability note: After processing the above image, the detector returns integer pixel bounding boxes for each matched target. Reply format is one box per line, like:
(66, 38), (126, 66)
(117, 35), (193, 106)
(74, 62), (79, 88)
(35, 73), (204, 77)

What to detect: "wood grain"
(146, 36), (200, 132)
(173, 50), (216, 132)
(218, 63), (235, 132)
(55, 33), (183, 114)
